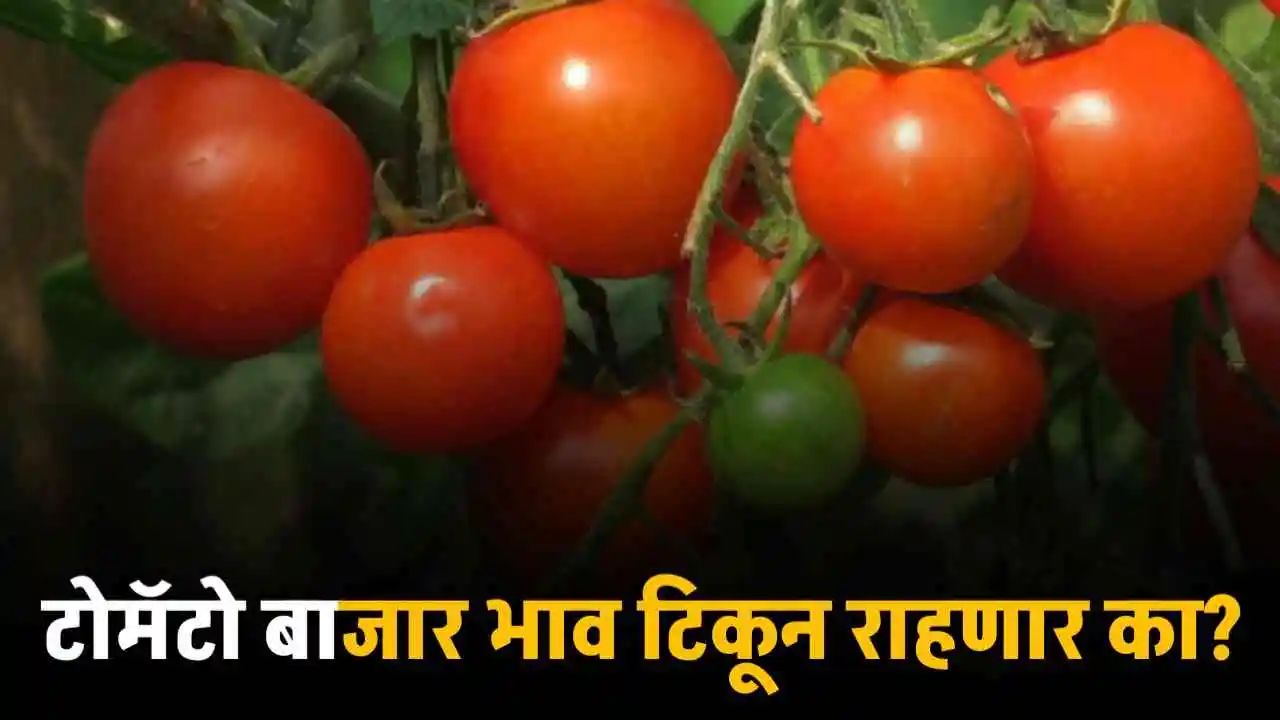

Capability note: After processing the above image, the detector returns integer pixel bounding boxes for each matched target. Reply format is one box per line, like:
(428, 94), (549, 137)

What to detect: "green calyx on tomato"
(707, 353), (866, 511)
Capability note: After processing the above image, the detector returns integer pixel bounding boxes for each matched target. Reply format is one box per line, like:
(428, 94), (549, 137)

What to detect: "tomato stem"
(744, 222), (820, 334)
(476, 0), (582, 37)
(911, 10), (1010, 68)
(1161, 293), (1242, 572)
(788, 38), (880, 70)
(682, 0), (803, 372)
(763, 53), (821, 122)
(1029, 0), (1077, 37)
(265, 0), (316, 69)
(1021, 0), (1130, 62)
(551, 0), (818, 588)
(792, 8), (828, 91)
(1101, 0), (1131, 34)
(744, 136), (795, 226)
(564, 274), (624, 383)
(283, 32), (367, 98)
(873, 0), (924, 60)
(218, 1), (276, 74)
(541, 389), (708, 591)
(410, 34), (445, 206)
(1078, 366), (1102, 490)
(825, 284), (879, 360)
(1203, 279), (1280, 424)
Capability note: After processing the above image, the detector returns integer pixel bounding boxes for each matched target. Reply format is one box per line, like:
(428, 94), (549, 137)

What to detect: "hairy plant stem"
(793, 10), (827, 91)
(682, 0), (806, 372)
(1102, 0), (1132, 33)
(873, 0), (933, 59)
(547, 0), (817, 589)
(745, 225), (819, 332)
(1030, 0), (1078, 36)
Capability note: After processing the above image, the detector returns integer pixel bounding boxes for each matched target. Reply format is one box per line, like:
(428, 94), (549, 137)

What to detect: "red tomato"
(982, 23), (1260, 312)
(321, 227), (564, 454)
(840, 296), (1047, 487)
(1222, 178), (1280, 401)
(83, 62), (372, 360)
(471, 385), (714, 592)
(790, 66), (1034, 294)
(449, 0), (742, 279)
(1265, 0), (1280, 16)
(1095, 303), (1280, 567)
(669, 194), (863, 396)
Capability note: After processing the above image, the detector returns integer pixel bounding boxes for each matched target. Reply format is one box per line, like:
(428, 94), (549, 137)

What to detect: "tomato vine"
(13, 0), (1280, 594)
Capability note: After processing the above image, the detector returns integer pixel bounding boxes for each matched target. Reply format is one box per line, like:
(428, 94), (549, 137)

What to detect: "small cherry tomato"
(449, 0), (742, 278)
(321, 227), (565, 454)
(1265, 0), (1280, 16)
(790, 66), (1034, 294)
(983, 23), (1260, 312)
(669, 192), (863, 396)
(841, 296), (1048, 487)
(1221, 178), (1280, 401)
(83, 62), (373, 360)
(471, 385), (713, 592)
(708, 353), (866, 510)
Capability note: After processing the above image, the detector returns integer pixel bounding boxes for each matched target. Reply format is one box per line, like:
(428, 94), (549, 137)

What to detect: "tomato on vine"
(669, 192), (863, 397)
(982, 23), (1260, 312)
(789, 66), (1033, 294)
(1221, 179), (1280, 401)
(1265, 0), (1280, 16)
(448, 0), (742, 279)
(321, 226), (565, 454)
(83, 62), (373, 360)
(471, 385), (713, 591)
(841, 296), (1047, 487)
(1095, 302), (1280, 565)
(708, 353), (866, 510)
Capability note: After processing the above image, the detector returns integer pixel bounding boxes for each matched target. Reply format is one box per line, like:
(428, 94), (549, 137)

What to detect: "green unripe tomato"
(707, 353), (866, 510)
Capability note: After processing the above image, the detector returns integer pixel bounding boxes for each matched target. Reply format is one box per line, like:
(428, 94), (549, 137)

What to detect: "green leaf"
(558, 273), (671, 364)
(1252, 181), (1280, 256)
(0, 0), (170, 83)
(914, 0), (1014, 40)
(0, 0), (64, 42)
(1249, 14), (1280, 74)
(1220, 1), (1273, 59)
(40, 254), (322, 460)
(687, 0), (761, 37)
(63, 33), (172, 83)
(370, 0), (470, 46)
(1194, 9), (1280, 170)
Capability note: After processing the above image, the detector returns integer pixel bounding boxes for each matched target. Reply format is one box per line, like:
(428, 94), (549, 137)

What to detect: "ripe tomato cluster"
(78, 0), (1279, 586)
